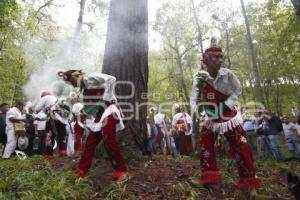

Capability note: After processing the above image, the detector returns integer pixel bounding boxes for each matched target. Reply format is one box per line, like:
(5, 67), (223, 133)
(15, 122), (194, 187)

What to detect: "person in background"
(257, 109), (283, 161)
(24, 102), (36, 156)
(152, 107), (168, 155)
(0, 103), (9, 152)
(35, 91), (69, 158)
(33, 110), (47, 155)
(72, 102), (86, 155)
(2, 101), (26, 159)
(146, 116), (156, 155)
(242, 108), (258, 156)
(172, 104), (193, 156)
(282, 116), (300, 158)
(66, 118), (75, 157)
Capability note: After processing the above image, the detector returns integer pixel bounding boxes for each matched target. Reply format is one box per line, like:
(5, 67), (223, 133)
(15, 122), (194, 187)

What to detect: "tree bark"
(74, 0), (87, 37)
(102, 0), (148, 152)
(291, 0), (300, 16)
(290, 77), (300, 107)
(190, 0), (204, 55)
(176, 55), (190, 112)
(69, 0), (86, 62)
(225, 28), (231, 69)
(240, 0), (266, 106)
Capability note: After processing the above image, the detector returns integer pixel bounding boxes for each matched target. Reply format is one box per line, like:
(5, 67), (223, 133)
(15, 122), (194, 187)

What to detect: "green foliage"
(151, 1), (203, 112)
(0, 0), (26, 104)
(100, 182), (127, 200)
(0, 156), (96, 199)
(150, 0), (300, 115)
(171, 181), (190, 198)
(0, 0), (58, 105)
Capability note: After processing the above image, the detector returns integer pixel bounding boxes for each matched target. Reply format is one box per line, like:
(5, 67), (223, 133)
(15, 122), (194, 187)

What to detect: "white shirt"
(283, 123), (298, 138)
(35, 95), (57, 113)
(83, 73), (117, 101)
(190, 68), (242, 112)
(6, 107), (24, 130)
(34, 111), (47, 131)
(296, 124), (300, 136)
(154, 112), (166, 127)
(172, 112), (193, 135)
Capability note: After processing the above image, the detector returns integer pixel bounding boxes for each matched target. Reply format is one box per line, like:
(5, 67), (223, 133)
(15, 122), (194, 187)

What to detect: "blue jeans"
(259, 135), (282, 160)
(147, 139), (156, 155)
(246, 131), (257, 156)
(286, 137), (300, 157)
(267, 135), (282, 160)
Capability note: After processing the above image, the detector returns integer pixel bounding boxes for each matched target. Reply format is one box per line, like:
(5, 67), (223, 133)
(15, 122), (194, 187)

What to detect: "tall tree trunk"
(274, 82), (281, 115)
(240, 0), (266, 106)
(290, 77), (300, 107)
(225, 28), (232, 69)
(241, 80), (246, 103)
(191, 0), (204, 55)
(74, 0), (86, 37)
(70, 0), (86, 62)
(177, 57), (190, 112)
(291, 0), (300, 16)
(102, 0), (148, 152)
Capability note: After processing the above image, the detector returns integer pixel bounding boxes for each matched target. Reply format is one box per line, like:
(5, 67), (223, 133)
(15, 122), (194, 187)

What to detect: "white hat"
(24, 101), (34, 113)
(17, 136), (29, 150)
(25, 101), (33, 108)
(15, 150), (27, 160)
(72, 103), (84, 116)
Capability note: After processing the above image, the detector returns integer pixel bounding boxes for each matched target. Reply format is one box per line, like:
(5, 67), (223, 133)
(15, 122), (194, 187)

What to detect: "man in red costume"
(58, 70), (128, 181)
(190, 40), (261, 190)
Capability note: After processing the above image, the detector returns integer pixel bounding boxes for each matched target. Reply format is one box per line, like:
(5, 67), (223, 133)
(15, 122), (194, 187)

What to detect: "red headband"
(203, 47), (223, 60)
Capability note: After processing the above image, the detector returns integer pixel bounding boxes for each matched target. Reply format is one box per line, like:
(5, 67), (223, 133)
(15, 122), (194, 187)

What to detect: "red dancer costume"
(58, 70), (128, 181)
(71, 103), (85, 153)
(190, 42), (260, 190)
(172, 104), (193, 156)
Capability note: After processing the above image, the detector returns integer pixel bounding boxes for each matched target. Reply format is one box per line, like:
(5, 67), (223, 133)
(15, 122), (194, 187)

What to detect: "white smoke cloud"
(22, 32), (103, 102)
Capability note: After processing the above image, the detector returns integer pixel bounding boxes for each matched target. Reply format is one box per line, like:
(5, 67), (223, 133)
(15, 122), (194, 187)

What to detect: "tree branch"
(33, 0), (55, 18)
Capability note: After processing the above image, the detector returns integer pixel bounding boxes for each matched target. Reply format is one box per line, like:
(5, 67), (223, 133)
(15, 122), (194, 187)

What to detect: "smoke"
(22, 28), (104, 102)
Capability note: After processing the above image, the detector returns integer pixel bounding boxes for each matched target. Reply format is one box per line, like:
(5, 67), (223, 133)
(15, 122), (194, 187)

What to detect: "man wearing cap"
(58, 70), (128, 181)
(190, 38), (260, 190)
(35, 91), (69, 158)
(2, 101), (26, 159)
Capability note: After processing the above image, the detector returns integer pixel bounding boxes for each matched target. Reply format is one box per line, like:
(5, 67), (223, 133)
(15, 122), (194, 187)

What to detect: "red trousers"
(74, 122), (84, 152)
(77, 114), (127, 174)
(178, 131), (193, 156)
(198, 125), (260, 190)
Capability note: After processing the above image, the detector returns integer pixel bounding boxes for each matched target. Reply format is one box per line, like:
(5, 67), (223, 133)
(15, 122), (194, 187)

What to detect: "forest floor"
(1, 148), (299, 200)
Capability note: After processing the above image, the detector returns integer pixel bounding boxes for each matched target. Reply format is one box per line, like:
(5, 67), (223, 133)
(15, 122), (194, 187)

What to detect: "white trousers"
(66, 125), (74, 156)
(3, 128), (17, 158)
